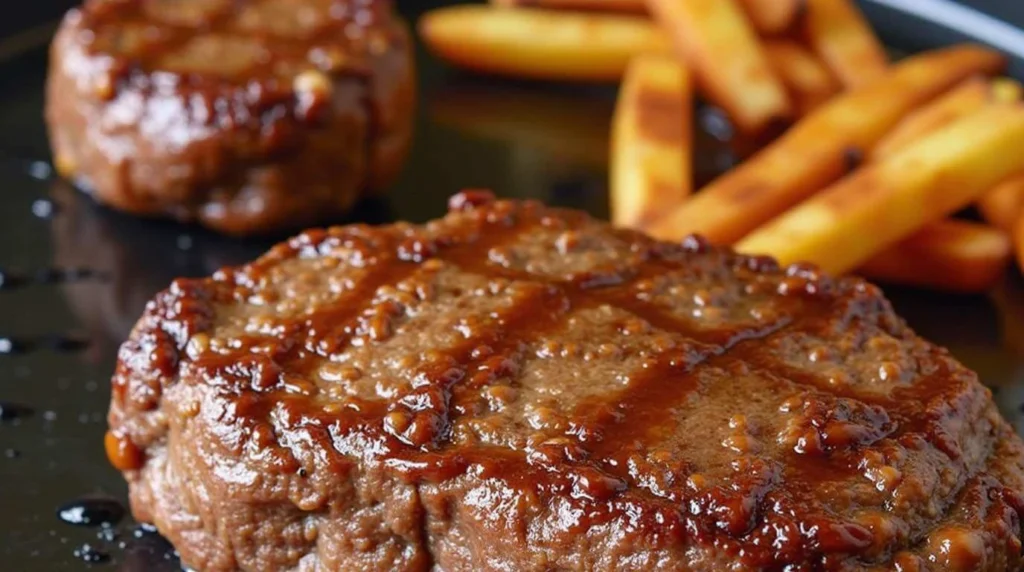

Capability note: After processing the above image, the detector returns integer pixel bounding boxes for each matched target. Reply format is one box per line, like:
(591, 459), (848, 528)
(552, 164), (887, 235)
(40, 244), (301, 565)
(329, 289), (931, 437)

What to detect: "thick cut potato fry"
(735, 104), (1024, 274)
(872, 78), (991, 160)
(646, 46), (1005, 245)
(993, 77), (1024, 102)
(737, 0), (804, 35)
(804, 0), (889, 88)
(611, 55), (692, 228)
(492, 0), (646, 12)
(645, 0), (791, 133)
(418, 6), (671, 82)
(873, 77), (1021, 160)
(765, 40), (840, 115)
(860, 220), (1012, 293)
(979, 174), (1024, 232)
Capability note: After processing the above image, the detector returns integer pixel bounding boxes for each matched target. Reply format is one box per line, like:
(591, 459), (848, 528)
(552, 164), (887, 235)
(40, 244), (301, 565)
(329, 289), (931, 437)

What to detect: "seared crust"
(45, 0), (414, 236)
(109, 194), (1024, 570)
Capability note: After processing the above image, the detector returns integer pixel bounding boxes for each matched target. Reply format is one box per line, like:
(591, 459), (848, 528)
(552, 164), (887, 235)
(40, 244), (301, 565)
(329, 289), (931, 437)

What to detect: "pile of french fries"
(420, 0), (1024, 293)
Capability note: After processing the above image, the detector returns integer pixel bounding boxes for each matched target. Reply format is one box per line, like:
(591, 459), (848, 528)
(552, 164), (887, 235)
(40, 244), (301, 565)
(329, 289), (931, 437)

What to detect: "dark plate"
(1, 1), (1023, 569)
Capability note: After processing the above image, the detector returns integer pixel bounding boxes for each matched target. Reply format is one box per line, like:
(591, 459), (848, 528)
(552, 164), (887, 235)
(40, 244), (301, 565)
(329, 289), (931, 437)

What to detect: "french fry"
(868, 78), (1021, 289)
(735, 104), (1024, 274)
(872, 78), (990, 160)
(764, 40), (840, 116)
(418, 6), (671, 82)
(737, 0), (805, 35)
(859, 220), (1012, 293)
(645, 0), (791, 133)
(491, 0), (646, 12)
(646, 45), (1005, 245)
(611, 54), (692, 228)
(993, 77), (1024, 102)
(978, 174), (1024, 232)
(873, 77), (1022, 160)
(804, 0), (889, 89)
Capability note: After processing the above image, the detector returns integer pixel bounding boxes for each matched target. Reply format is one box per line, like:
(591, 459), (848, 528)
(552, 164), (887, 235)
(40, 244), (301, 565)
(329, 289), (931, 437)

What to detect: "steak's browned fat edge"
(45, 0), (415, 236)
(108, 192), (1024, 570)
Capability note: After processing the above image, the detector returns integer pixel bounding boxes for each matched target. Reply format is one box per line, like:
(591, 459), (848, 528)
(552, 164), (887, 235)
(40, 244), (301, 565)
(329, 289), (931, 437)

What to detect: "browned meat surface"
(107, 192), (1024, 570)
(45, 0), (415, 236)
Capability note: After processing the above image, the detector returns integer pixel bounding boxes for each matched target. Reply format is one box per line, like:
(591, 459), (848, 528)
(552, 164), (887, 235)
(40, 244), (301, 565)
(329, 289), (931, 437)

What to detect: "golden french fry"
(735, 104), (1024, 274)
(859, 220), (1012, 293)
(804, 0), (889, 88)
(872, 78), (991, 160)
(978, 174), (1024, 233)
(418, 6), (671, 82)
(873, 77), (1022, 160)
(867, 76), (1021, 292)
(645, 0), (791, 133)
(646, 45), (1005, 245)
(491, 0), (646, 12)
(611, 54), (692, 228)
(737, 0), (804, 34)
(993, 77), (1024, 102)
(764, 40), (840, 116)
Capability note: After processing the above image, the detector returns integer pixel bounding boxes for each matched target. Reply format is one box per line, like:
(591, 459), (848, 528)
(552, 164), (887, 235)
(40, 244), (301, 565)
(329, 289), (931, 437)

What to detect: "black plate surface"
(2, 1), (1024, 569)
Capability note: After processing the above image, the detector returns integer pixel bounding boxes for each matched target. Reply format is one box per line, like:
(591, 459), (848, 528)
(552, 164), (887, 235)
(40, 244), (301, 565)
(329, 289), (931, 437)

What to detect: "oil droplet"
(73, 543), (110, 563)
(27, 160), (53, 180)
(57, 497), (126, 527)
(31, 198), (58, 219)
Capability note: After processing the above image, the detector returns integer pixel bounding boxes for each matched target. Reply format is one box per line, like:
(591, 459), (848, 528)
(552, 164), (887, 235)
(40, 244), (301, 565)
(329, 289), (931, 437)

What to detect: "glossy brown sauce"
(79, 0), (392, 81)
(111, 193), (1024, 567)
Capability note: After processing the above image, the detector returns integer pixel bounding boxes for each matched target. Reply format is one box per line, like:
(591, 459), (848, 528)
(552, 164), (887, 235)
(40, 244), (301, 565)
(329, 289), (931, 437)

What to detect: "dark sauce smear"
(0, 334), (91, 355)
(58, 498), (126, 528)
(116, 525), (181, 571)
(0, 266), (106, 290)
(54, 498), (181, 568)
(0, 401), (34, 422)
(0, 267), (28, 290)
(36, 267), (105, 284)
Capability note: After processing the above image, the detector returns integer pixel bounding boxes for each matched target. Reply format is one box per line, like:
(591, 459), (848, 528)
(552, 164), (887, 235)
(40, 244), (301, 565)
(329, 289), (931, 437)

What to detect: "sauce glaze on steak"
(108, 193), (1024, 570)
(46, 0), (414, 236)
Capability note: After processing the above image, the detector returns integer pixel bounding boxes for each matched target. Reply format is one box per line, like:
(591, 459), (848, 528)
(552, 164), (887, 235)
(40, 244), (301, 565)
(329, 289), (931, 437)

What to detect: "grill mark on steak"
(81, 0), (387, 89)
(108, 195), (1024, 570)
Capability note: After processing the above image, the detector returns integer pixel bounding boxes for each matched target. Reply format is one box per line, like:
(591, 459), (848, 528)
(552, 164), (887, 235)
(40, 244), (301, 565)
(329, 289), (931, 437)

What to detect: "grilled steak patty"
(107, 193), (1024, 570)
(46, 0), (414, 236)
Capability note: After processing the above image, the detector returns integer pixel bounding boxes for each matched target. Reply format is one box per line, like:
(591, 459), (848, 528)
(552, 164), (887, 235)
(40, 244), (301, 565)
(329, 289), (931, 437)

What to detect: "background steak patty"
(108, 192), (1024, 570)
(46, 0), (415, 236)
